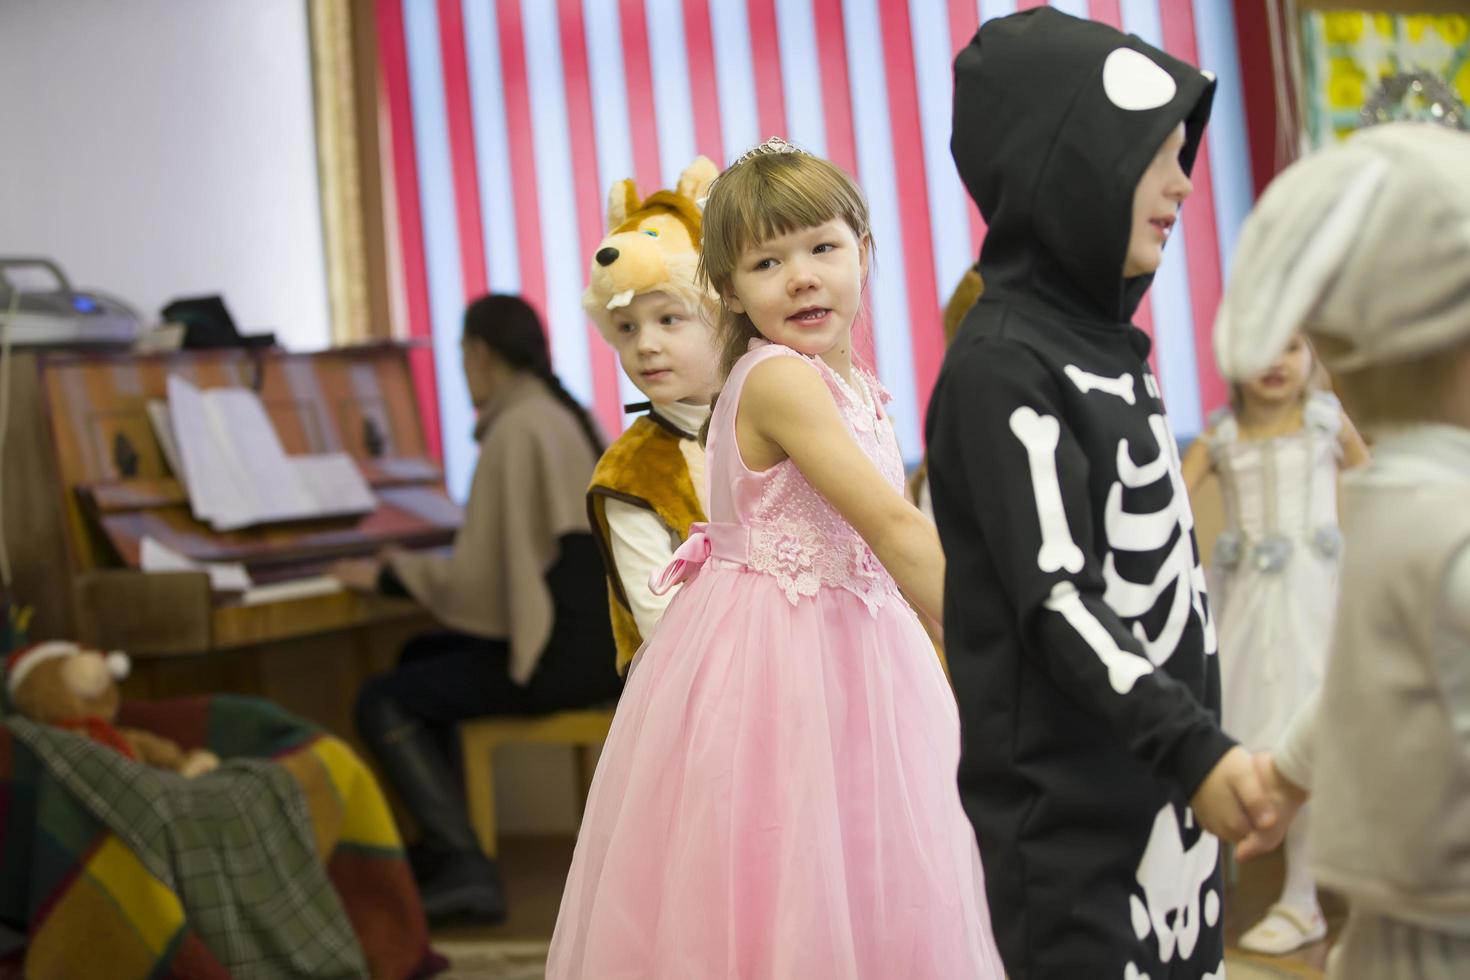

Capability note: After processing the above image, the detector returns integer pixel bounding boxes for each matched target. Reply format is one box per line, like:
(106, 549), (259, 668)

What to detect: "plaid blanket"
(0, 695), (442, 980)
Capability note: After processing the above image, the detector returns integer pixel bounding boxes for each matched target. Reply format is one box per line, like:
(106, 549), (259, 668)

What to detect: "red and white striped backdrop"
(377, 0), (1257, 500)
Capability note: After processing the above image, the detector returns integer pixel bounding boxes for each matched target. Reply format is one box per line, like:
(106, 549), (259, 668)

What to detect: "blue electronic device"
(0, 257), (140, 347)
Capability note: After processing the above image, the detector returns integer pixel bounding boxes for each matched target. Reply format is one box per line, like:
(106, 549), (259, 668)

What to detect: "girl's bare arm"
(738, 356), (945, 621)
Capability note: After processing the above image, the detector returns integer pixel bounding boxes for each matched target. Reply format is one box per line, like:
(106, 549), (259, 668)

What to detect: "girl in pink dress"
(546, 139), (1002, 979)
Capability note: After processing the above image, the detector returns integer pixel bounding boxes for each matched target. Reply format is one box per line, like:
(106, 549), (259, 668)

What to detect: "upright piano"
(4, 343), (458, 741)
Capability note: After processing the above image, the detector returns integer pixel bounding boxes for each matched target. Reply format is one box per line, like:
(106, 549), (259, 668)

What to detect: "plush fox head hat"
(583, 156), (720, 341)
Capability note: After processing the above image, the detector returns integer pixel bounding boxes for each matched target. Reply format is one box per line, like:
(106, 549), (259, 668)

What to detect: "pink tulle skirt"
(546, 562), (1004, 978)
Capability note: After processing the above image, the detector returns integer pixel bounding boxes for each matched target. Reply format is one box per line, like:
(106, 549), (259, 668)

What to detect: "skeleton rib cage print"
(1033, 364), (1217, 701)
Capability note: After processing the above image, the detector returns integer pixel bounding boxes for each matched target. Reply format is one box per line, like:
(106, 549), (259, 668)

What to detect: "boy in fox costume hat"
(584, 156), (721, 672)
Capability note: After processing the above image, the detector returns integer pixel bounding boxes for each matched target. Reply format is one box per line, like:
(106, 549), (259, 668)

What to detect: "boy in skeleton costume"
(929, 9), (1272, 977)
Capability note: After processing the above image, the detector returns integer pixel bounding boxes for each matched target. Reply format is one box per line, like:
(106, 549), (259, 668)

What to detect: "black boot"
(356, 684), (507, 925)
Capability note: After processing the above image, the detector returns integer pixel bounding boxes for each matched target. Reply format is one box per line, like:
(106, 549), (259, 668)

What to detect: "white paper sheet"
(139, 535), (254, 592)
(165, 376), (377, 531)
(294, 453), (378, 517)
(146, 399), (184, 487)
(240, 575), (343, 606)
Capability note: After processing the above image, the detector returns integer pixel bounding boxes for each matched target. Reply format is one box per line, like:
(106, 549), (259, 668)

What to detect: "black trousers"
(356, 534), (621, 853)
(365, 533), (622, 724)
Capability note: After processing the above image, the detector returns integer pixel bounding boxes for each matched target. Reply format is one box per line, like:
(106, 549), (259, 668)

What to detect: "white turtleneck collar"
(649, 399), (711, 440)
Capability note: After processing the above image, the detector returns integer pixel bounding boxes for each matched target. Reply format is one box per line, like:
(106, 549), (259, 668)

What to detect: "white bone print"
(1157, 411), (1219, 654)
(1105, 482), (1177, 551)
(1111, 556), (1194, 666)
(1103, 534), (1194, 666)
(1130, 804), (1220, 964)
(1102, 414), (1215, 664)
(1010, 407), (1085, 573)
(1065, 364), (1137, 404)
(1156, 412), (1195, 535)
(1190, 562), (1217, 655)
(1102, 534), (1190, 615)
(1044, 582), (1154, 694)
(1115, 416), (1174, 487)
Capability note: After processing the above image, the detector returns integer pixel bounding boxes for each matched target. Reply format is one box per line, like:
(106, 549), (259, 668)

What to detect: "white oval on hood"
(1102, 48), (1177, 111)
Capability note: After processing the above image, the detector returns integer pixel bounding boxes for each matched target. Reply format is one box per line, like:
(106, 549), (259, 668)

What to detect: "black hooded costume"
(927, 9), (1234, 978)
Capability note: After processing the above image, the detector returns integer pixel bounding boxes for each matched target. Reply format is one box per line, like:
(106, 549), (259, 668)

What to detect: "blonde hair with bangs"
(697, 149), (872, 379)
(592, 277), (717, 345)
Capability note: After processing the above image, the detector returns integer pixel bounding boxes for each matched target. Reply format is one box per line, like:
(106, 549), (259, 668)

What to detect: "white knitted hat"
(1214, 122), (1470, 380)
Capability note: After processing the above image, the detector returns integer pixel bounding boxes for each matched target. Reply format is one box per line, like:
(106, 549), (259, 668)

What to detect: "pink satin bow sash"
(649, 522), (749, 595)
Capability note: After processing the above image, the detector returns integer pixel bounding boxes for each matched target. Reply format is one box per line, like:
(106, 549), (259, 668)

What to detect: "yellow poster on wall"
(1299, 9), (1469, 146)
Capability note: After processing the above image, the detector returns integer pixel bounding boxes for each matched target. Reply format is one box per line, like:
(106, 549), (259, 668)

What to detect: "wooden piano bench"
(459, 707), (616, 858)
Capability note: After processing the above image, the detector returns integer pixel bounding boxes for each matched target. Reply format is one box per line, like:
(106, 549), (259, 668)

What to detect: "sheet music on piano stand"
(21, 343), (458, 669)
(166, 375), (377, 531)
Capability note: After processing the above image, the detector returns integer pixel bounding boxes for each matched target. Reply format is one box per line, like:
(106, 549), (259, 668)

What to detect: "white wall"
(0, 0), (330, 350)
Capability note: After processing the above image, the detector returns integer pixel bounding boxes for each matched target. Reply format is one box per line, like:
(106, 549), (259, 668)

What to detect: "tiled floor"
(432, 835), (1342, 976)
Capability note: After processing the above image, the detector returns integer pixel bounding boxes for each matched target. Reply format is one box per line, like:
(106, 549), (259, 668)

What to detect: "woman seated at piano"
(330, 293), (620, 925)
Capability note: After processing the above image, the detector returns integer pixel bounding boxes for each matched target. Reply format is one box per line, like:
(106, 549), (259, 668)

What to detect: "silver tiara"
(729, 135), (807, 168)
(1359, 70), (1467, 131)
(699, 137), (807, 209)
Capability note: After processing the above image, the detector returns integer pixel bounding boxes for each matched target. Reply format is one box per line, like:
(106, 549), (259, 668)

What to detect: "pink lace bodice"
(661, 342), (906, 615)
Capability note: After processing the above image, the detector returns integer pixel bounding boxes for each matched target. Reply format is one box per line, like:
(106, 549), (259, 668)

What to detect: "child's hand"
(1235, 752), (1309, 862)
(1189, 746), (1276, 843)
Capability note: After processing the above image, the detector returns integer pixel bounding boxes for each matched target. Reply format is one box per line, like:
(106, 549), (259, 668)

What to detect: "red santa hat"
(5, 641), (131, 699)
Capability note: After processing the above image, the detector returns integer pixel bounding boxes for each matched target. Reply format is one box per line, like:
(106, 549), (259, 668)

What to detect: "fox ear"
(607, 179), (639, 230)
(676, 156), (719, 207)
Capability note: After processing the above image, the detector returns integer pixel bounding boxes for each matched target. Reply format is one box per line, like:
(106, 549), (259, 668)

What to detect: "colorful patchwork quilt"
(0, 695), (442, 979)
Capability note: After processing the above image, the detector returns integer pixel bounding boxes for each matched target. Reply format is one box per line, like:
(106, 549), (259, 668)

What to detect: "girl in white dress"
(1183, 333), (1367, 955)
